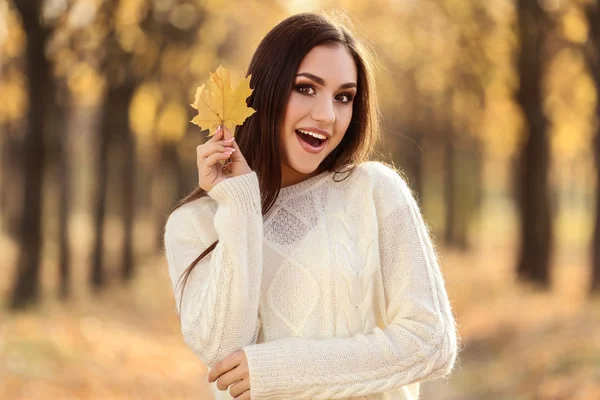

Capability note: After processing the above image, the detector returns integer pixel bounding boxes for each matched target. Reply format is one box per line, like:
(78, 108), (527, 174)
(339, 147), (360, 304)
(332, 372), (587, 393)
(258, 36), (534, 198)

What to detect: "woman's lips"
(295, 130), (328, 154)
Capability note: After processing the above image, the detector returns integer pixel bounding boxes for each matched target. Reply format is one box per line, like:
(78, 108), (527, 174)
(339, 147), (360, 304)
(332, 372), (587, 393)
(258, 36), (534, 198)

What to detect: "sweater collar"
(276, 169), (332, 201)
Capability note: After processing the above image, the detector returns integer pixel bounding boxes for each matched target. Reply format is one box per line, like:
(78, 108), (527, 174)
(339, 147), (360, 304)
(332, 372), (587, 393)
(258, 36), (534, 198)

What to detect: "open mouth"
(295, 129), (327, 151)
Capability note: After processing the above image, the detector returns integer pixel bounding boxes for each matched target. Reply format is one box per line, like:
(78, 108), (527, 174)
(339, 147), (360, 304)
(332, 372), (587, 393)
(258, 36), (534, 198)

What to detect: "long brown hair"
(170, 11), (382, 306)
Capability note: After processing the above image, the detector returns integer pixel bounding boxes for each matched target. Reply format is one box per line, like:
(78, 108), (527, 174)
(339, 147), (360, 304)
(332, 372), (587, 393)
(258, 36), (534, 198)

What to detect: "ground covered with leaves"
(1, 226), (599, 399)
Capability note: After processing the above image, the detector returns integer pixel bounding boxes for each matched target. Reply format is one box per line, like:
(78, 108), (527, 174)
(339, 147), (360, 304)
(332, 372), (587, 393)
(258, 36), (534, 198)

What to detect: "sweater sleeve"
(241, 163), (458, 399)
(164, 172), (263, 367)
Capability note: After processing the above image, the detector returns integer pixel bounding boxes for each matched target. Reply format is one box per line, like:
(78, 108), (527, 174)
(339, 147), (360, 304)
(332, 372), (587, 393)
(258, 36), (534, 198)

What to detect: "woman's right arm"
(164, 135), (263, 367)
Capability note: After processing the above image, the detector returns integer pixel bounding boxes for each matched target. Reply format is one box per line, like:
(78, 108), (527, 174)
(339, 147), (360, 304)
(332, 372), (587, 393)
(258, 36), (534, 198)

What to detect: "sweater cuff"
(207, 172), (261, 214)
(243, 342), (294, 398)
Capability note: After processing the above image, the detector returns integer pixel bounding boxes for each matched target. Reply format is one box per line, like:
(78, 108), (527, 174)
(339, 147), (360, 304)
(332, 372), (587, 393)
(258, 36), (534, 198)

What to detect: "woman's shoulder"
(355, 160), (410, 190)
(165, 195), (217, 238)
(353, 161), (416, 216)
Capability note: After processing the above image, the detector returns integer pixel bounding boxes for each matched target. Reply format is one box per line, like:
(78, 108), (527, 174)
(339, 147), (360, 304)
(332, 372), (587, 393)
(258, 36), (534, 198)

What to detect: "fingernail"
(223, 138), (235, 143)
(216, 125), (222, 133)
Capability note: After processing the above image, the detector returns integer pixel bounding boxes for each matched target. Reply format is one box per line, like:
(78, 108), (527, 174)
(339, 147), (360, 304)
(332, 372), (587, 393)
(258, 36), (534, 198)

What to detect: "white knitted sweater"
(164, 161), (458, 400)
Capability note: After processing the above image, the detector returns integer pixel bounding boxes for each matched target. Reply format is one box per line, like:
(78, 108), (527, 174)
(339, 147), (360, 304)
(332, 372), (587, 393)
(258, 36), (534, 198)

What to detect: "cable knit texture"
(164, 161), (458, 400)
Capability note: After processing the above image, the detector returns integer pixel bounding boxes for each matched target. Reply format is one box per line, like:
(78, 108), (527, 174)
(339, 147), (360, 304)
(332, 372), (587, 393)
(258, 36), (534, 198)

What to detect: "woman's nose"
(310, 96), (335, 125)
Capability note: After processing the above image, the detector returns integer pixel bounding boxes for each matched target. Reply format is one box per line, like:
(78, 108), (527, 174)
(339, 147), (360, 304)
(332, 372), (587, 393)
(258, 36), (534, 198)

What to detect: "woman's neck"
(280, 163), (321, 188)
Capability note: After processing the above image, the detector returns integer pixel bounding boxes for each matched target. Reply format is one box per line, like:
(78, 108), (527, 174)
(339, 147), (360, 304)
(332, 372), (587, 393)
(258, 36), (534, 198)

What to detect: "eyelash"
(295, 84), (354, 104)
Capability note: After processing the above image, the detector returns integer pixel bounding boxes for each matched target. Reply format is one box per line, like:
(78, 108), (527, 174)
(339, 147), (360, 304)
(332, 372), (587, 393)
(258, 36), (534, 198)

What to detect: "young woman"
(164, 12), (458, 400)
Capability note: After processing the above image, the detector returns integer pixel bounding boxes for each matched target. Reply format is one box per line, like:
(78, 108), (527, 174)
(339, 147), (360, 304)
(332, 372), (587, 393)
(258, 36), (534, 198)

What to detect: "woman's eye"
(296, 84), (314, 95)
(295, 84), (354, 103)
(336, 93), (354, 103)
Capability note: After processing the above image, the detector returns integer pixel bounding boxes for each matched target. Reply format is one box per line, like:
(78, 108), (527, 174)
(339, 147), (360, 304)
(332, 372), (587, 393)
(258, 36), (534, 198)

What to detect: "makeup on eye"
(295, 72), (357, 89)
(294, 83), (356, 103)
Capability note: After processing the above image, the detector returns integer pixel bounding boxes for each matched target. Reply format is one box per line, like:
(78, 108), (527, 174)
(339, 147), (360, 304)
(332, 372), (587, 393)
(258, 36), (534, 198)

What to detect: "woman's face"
(279, 44), (358, 187)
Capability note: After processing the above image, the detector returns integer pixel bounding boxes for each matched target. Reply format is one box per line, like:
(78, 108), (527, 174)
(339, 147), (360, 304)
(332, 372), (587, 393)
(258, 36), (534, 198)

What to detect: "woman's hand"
(208, 350), (251, 399)
(197, 125), (252, 192)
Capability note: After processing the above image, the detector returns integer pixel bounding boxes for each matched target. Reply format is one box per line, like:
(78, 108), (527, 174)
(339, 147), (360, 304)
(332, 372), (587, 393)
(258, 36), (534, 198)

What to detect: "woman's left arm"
(240, 164), (459, 399)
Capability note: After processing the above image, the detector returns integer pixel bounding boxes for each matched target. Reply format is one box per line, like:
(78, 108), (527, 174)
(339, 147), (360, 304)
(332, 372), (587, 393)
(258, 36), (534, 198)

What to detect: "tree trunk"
(90, 89), (113, 291)
(443, 102), (457, 246)
(584, 3), (600, 294)
(91, 81), (136, 289)
(118, 84), (136, 282)
(41, 75), (70, 300)
(515, 0), (553, 286)
(0, 122), (23, 238)
(396, 72), (424, 202)
(155, 142), (186, 251)
(56, 91), (71, 299)
(471, 140), (484, 232)
(9, 1), (49, 309)
(443, 124), (478, 251)
(593, 131), (600, 294)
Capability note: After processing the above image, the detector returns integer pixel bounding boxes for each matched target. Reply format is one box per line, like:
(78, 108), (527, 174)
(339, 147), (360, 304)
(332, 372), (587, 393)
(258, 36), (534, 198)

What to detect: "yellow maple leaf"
(191, 65), (256, 136)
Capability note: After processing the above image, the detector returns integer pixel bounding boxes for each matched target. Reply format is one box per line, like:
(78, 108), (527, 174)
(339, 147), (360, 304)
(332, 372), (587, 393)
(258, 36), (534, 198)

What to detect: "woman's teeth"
(296, 129), (327, 140)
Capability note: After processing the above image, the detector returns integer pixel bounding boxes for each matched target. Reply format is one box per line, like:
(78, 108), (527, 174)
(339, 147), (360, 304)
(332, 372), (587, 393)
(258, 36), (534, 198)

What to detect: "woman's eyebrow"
(296, 72), (357, 89)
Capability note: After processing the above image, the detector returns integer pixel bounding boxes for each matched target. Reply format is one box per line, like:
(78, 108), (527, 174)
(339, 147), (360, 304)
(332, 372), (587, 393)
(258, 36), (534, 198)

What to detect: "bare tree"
(90, 0), (137, 289)
(9, 0), (50, 308)
(50, 84), (71, 299)
(441, 3), (490, 250)
(514, 0), (554, 286)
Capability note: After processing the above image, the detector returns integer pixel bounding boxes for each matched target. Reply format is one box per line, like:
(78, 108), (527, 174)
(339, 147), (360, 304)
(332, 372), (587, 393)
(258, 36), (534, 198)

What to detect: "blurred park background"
(1, 0), (599, 399)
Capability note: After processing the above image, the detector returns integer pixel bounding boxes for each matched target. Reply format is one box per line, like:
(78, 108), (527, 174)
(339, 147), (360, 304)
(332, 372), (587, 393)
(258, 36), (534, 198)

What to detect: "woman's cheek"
(337, 107), (353, 132)
(289, 92), (311, 107)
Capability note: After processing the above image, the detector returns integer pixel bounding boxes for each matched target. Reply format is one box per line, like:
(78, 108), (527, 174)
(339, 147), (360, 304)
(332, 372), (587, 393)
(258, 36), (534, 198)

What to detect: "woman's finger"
(225, 136), (248, 164)
(196, 142), (230, 159)
(222, 125), (234, 142)
(230, 380), (250, 399)
(233, 389), (251, 400)
(208, 125), (224, 142)
(216, 368), (247, 393)
(203, 151), (232, 171)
